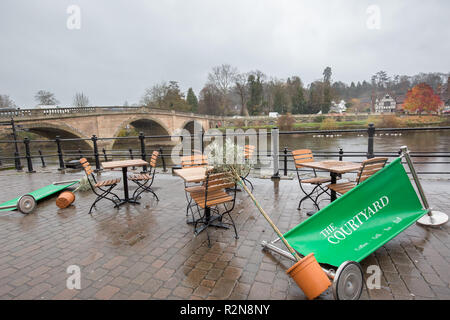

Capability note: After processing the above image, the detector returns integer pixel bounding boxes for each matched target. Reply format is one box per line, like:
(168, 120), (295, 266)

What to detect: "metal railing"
(1, 124), (449, 177)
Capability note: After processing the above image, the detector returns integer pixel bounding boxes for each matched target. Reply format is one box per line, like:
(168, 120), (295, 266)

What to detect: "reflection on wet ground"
(0, 167), (448, 300)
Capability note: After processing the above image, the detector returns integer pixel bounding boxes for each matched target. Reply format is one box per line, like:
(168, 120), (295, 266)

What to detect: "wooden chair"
(187, 171), (238, 247)
(292, 149), (332, 211)
(79, 158), (121, 214)
(240, 145), (256, 191)
(327, 157), (388, 195)
(181, 154), (209, 223)
(128, 151), (159, 201)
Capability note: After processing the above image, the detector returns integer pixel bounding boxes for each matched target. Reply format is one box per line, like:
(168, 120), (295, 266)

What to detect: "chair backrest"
(149, 151), (159, 168)
(79, 158), (94, 176)
(292, 149), (315, 168)
(181, 154), (208, 168)
(357, 157), (388, 184)
(205, 171), (235, 192)
(204, 171), (236, 208)
(244, 145), (256, 160)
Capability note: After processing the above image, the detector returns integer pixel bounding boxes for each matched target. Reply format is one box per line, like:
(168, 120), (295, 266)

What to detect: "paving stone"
(0, 171), (448, 301)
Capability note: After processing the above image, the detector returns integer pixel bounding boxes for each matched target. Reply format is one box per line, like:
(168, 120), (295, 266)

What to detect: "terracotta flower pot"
(56, 191), (76, 209)
(286, 253), (331, 300)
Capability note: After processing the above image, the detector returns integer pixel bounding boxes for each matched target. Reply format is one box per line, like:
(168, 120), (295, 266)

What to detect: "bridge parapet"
(0, 106), (221, 121)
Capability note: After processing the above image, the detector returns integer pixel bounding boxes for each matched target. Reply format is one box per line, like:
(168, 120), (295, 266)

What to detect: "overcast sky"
(0, 0), (449, 107)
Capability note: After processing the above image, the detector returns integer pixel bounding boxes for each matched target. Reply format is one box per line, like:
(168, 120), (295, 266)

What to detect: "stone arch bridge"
(0, 106), (222, 150)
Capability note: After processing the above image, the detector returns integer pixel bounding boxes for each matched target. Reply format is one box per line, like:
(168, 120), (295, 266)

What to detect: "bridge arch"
(21, 121), (92, 151)
(180, 119), (207, 134)
(113, 115), (173, 138)
(110, 115), (175, 151)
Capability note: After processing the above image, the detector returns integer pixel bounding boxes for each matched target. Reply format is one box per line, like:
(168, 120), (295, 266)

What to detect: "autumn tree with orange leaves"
(402, 83), (443, 114)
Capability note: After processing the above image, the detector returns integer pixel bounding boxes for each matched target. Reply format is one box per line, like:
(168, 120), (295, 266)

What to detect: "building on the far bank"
(374, 94), (396, 113)
(330, 100), (347, 113)
(438, 76), (450, 111)
(374, 93), (406, 114)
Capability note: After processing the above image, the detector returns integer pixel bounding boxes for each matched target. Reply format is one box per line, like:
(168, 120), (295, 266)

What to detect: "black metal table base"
(114, 198), (140, 207)
(194, 215), (229, 235)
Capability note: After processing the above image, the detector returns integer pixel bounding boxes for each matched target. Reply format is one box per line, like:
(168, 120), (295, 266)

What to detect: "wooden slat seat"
(302, 176), (332, 184)
(327, 181), (355, 194)
(128, 173), (152, 181)
(94, 178), (121, 188)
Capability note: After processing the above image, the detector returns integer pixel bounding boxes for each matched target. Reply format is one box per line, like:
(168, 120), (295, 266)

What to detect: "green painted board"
(283, 158), (428, 267)
(0, 182), (78, 212)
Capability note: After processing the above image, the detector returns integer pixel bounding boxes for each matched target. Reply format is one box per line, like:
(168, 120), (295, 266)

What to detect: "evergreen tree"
(247, 73), (264, 115)
(186, 88), (199, 112)
(291, 85), (306, 114)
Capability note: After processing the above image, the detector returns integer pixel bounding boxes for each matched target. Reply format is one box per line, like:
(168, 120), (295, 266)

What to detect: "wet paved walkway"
(0, 167), (449, 300)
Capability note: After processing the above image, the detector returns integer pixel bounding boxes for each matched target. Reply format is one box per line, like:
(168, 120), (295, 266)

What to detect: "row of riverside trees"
(138, 66), (449, 116)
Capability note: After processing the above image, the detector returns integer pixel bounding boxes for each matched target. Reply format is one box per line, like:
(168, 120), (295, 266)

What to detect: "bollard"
(102, 148), (108, 161)
(139, 132), (147, 172)
(55, 136), (65, 170)
(339, 148), (344, 161)
(38, 150), (46, 167)
(283, 147), (288, 176)
(367, 123), (375, 159)
(159, 147), (167, 172)
(91, 135), (101, 172)
(271, 127), (280, 180)
(24, 137), (35, 173)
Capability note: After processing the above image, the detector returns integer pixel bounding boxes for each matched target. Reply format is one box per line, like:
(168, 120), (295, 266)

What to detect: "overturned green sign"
(283, 157), (428, 267)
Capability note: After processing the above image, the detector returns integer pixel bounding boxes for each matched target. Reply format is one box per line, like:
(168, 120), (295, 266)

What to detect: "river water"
(1, 129), (449, 179)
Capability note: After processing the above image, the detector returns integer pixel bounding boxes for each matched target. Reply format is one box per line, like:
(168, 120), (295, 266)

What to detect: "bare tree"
(35, 90), (59, 105)
(0, 95), (16, 109)
(234, 73), (249, 116)
(73, 92), (89, 107)
(207, 64), (238, 95)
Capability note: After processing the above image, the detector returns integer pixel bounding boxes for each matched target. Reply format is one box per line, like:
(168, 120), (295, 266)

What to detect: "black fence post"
(11, 118), (22, 171)
(91, 135), (100, 172)
(283, 147), (288, 176)
(201, 131), (205, 154)
(129, 148), (135, 170)
(159, 147), (167, 172)
(38, 150), (46, 167)
(339, 148), (344, 161)
(23, 137), (35, 173)
(102, 148), (108, 161)
(139, 132), (147, 172)
(367, 123), (375, 159)
(55, 136), (65, 170)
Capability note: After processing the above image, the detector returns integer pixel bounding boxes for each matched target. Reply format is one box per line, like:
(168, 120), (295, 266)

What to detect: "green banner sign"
(284, 157), (428, 267)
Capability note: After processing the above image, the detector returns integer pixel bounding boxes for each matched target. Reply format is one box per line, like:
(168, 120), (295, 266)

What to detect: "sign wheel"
(332, 261), (364, 300)
(17, 194), (37, 214)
